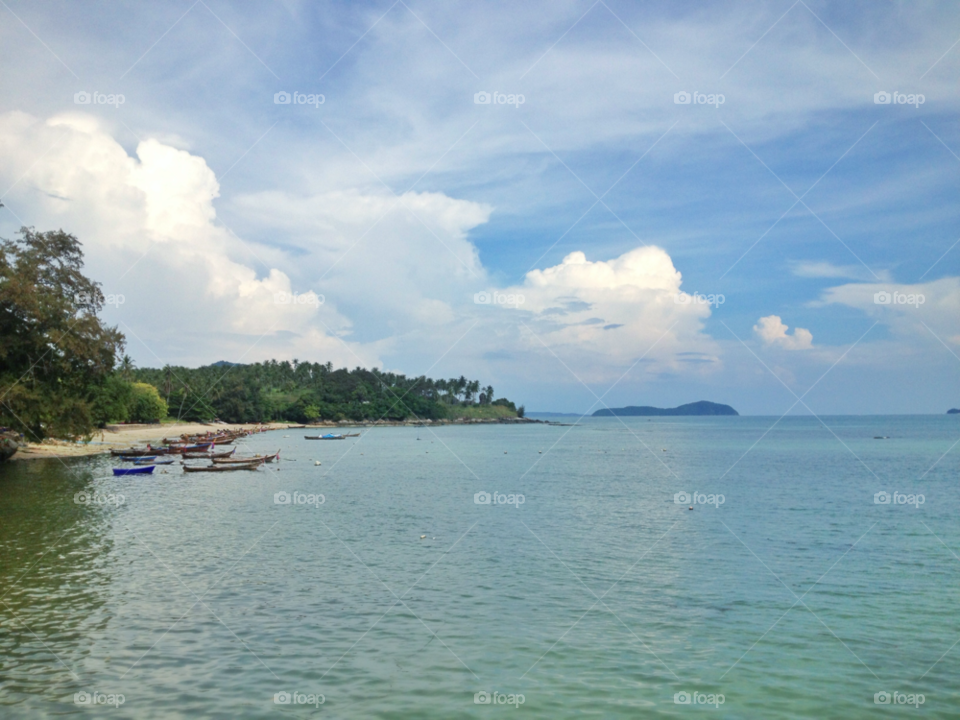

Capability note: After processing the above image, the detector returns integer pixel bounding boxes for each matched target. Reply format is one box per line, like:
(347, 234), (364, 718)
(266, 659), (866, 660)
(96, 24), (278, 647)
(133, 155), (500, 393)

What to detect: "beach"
(8, 422), (292, 461)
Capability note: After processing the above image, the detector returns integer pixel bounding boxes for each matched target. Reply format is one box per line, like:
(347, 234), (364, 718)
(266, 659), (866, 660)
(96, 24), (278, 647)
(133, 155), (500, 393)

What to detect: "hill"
(593, 401), (738, 417)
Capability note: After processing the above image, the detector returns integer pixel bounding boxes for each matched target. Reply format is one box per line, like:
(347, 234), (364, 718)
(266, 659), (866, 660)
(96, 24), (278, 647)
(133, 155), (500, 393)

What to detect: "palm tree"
(118, 355), (135, 381)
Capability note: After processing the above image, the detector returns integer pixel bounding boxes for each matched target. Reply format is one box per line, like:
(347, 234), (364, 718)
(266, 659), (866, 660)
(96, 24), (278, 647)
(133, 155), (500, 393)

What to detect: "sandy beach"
(9, 422), (294, 461)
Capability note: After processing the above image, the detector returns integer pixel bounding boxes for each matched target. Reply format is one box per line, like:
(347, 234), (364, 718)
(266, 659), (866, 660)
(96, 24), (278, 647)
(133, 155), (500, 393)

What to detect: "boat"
(344, 433), (361, 438)
(135, 458), (175, 465)
(182, 449), (236, 460)
(305, 434), (345, 440)
(183, 462), (262, 472)
(213, 450), (279, 464)
(113, 466), (155, 475)
(120, 455), (157, 462)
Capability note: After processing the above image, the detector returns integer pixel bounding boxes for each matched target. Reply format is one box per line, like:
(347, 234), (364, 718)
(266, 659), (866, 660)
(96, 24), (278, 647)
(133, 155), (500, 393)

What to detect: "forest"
(132, 361), (519, 424)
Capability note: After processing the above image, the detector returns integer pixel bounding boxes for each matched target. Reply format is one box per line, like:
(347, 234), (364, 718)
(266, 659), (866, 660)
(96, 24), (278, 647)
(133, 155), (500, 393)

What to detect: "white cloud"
(790, 260), (892, 283)
(818, 278), (960, 346)
(753, 315), (813, 350)
(479, 246), (721, 382)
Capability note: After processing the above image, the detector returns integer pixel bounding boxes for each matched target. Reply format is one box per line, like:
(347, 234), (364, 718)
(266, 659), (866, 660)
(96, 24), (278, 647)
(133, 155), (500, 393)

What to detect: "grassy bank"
(443, 405), (518, 420)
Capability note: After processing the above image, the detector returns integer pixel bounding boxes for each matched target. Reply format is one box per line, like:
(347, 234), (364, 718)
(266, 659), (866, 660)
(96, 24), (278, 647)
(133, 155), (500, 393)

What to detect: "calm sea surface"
(1, 416), (958, 718)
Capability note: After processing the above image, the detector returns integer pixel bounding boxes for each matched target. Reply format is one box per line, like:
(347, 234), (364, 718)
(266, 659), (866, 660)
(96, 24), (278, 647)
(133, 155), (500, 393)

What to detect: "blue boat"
(113, 466), (155, 476)
(135, 458), (174, 465)
(120, 455), (157, 462)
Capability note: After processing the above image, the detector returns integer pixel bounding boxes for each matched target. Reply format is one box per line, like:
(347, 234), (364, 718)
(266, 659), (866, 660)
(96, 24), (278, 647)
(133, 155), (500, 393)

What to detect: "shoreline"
(7, 416), (560, 461)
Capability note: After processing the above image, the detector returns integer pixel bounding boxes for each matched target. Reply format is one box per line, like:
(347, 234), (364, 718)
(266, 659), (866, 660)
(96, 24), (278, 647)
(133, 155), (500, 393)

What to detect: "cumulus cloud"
(478, 246), (721, 382)
(817, 278), (960, 346)
(0, 111), (369, 366)
(753, 315), (813, 350)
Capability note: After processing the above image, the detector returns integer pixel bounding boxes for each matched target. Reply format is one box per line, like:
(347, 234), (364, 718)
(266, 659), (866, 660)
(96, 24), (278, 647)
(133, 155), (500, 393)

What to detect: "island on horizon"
(593, 401), (739, 417)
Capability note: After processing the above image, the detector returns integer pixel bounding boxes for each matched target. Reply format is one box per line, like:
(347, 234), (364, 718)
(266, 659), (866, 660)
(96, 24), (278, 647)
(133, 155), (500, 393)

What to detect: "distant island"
(593, 401), (738, 417)
(949, 409), (960, 414)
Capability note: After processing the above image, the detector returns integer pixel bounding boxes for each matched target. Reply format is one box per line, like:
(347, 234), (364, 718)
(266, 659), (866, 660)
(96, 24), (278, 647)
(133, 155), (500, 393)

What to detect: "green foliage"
(0, 227), (125, 440)
(132, 361), (518, 424)
(128, 383), (168, 423)
(91, 374), (134, 426)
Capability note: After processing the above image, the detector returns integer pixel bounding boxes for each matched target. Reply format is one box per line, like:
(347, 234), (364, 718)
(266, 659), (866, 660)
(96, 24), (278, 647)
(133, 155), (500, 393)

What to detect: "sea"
(0, 415), (957, 718)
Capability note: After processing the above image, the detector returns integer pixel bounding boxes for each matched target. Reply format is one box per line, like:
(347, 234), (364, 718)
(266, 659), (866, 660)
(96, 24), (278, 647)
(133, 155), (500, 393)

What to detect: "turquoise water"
(1, 416), (958, 718)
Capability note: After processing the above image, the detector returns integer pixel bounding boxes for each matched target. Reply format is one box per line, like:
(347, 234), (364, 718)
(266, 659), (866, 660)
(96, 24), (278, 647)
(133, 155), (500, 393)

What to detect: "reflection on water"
(1, 418), (958, 718)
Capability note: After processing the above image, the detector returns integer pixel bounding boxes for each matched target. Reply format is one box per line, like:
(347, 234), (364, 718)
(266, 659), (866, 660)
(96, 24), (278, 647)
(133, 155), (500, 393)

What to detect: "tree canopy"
(0, 227), (125, 439)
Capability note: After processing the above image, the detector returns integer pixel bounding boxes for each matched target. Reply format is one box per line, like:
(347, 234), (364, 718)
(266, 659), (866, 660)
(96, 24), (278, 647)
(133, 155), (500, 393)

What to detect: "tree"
(128, 383), (168, 423)
(0, 227), (125, 439)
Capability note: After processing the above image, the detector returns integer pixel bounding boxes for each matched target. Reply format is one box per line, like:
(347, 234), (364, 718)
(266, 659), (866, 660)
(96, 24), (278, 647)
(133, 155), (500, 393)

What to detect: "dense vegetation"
(0, 226), (129, 440)
(132, 361), (519, 423)
(0, 221), (518, 436)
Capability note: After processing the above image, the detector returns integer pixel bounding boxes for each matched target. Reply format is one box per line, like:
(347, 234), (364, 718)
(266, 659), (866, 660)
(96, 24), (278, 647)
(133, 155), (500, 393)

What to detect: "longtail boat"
(182, 448), (236, 460)
(113, 466), (155, 475)
(110, 448), (154, 457)
(135, 457), (174, 465)
(213, 450), (278, 464)
(183, 462), (261, 472)
(119, 455), (157, 462)
(305, 434), (345, 440)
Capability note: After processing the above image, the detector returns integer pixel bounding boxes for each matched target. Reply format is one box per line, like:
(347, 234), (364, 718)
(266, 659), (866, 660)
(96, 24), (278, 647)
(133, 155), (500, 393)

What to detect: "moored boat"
(183, 461), (261, 472)
(213, 450), (278, 464)
(182, 449), (236, 459)
(113, 465), (155, 475)
(305, 434), (345, 440)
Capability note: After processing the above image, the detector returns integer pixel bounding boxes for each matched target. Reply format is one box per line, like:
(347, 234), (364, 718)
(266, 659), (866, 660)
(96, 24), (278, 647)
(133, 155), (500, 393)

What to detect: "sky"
(0, 0), (957, 414)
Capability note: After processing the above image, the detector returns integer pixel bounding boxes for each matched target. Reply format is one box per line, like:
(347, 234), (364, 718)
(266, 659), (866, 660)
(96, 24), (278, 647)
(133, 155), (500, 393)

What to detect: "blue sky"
(0, 0), (957, 413)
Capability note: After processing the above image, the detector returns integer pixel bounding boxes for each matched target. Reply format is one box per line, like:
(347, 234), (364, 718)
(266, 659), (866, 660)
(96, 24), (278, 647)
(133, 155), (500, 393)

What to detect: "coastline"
(7, 416), (557, 461)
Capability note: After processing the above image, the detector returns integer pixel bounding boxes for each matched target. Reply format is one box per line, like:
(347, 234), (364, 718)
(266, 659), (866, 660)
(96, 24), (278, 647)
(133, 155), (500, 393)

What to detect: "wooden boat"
(305, 434), (345, 440)
(113, 465), (155, 475)
(183, 461), (261, 472)
(135, 457), (174, 465)
(119, 455), (157, 462)
(182, 449), (236, 459)
(213, 450), (278, 464)
(344, 433), (361, 437)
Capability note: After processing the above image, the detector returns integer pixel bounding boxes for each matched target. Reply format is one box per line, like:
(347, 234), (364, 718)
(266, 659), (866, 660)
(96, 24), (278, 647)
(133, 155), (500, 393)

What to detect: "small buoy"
(688, 506), (693, 510)
(504, 451), (507, 454)
(538, 451), (542, 454)
(661, 448), (667, 452)
(315, 461), (321, 466)
(420, 535), (426, 540)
